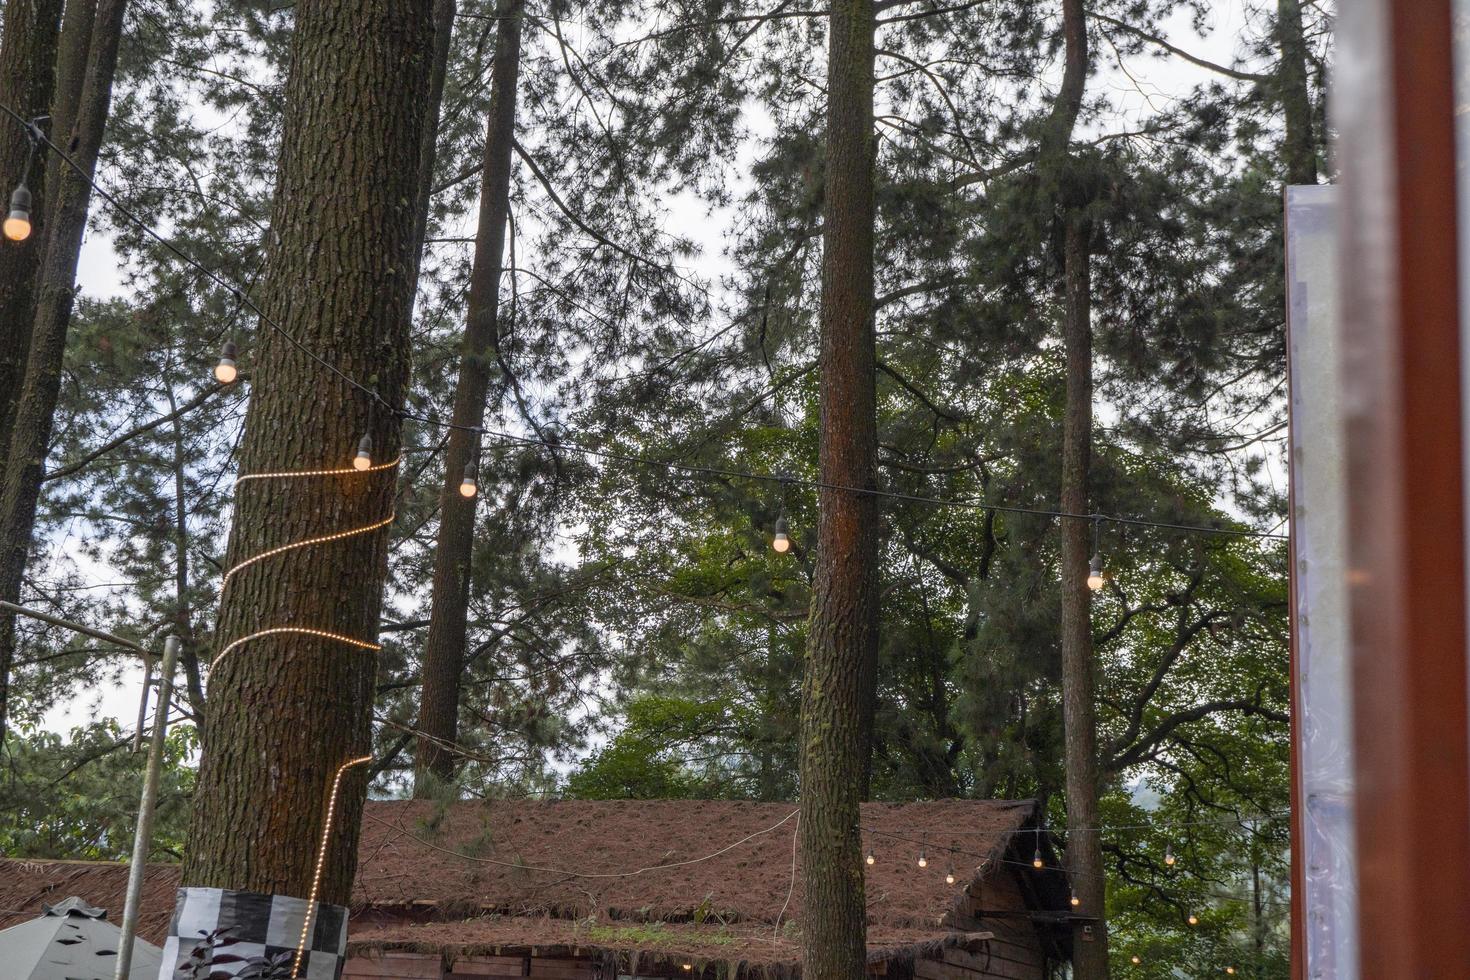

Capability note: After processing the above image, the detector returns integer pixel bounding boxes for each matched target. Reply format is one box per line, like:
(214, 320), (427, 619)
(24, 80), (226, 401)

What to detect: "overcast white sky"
(42, 1), (1275, 736)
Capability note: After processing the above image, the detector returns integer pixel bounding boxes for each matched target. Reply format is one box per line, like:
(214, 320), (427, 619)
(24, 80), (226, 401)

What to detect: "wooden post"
(1336, 0), (1470, 975)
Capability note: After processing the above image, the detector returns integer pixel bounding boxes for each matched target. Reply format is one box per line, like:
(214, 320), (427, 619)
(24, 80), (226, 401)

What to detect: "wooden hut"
(0, 799), (1074, 978)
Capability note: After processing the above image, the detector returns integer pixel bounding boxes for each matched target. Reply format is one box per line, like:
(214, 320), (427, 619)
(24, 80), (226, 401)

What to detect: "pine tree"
(798, 0), (879, 975)
(182, 0), (435, 902)
(0, 0), (128, 743)
(414, 0), (524, 793)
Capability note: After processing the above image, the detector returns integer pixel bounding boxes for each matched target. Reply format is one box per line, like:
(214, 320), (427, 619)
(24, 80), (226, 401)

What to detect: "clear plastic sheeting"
(1285, 184), (1358, 980)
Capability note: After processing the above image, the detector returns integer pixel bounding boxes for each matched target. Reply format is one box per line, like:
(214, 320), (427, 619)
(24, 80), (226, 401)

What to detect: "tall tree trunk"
(0, 0), (64, 462)
(413, 0), (522, 794)
(182, 0), (434, 904)
(408, 0), (457, 286)
(1046, 0), (1108, 976)
(798, 0), (878, 976)
(44, 0), (95, 197)
(0, 0), (125, 746)
(1059, 215), (1107, 978)
(1276, 0), (1317, 186)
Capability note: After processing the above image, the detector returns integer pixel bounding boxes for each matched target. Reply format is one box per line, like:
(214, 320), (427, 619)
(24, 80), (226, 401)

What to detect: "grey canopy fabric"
(0, 896), (163, 980)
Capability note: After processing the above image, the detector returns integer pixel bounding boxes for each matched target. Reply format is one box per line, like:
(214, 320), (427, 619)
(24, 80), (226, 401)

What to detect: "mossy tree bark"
(413, 0), (523, 793)
(181, 0), (435, 904)
(0, 0), (125, 746)
(797, 0), (879, 976)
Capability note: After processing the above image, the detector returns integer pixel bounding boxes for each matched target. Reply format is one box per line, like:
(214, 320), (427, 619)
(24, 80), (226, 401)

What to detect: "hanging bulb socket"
(4, 182), (31, 242)
(214, 341), (239, 384)
(1070, 891), (1080, 908)
(1087, 552), (1105, 591)
(917, 849), (927, 869)
(1187, 914), (1198, 926)
(354, 433), (373, 471)
(865, 849), (875, 866)
(459, 458), (479, 498)
(1164, 845), (1176, 867)
(1032, 848), (1044, 869)
(772, 515), (790, 553)
(945, 866), (956, 885)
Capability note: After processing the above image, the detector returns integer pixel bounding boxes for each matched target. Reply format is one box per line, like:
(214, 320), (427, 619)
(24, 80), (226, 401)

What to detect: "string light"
(235, 456), (401, 484)
(1164, 844), (1176, 867)
(4, 180), (30, 241)
(945, 865), (956, 885)
(917, 849), (928, 869)
(1032, 847), (1044, 869)
(1070, 891), (1080, 908)
(866, 849), (875, 866)
(220, 512), (396, 591)
(772, 515), (790, 553)
(1226, 967), (1236, 975)
(354, 433), (373, 470)
(214, 341), (238, 384)
(459, 458), (478, 498)
(292, 754), (372, 979)
(1131, 954), (1141, 965)
(1087, 552), (1105, 590)
(213, 456), (399, 674)
(3, 120), (36, 243)
(212, 626), (380, 671)
(1187, 913), (1198, 926)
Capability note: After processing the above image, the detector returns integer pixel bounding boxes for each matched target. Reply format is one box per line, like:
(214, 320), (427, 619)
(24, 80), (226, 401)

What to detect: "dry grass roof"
(0, 798), (1049, 971)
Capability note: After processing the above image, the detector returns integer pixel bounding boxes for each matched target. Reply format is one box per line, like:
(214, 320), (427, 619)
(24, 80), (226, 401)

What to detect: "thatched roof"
(0, 798), (1056, 972)
(0, 858), (178, 946)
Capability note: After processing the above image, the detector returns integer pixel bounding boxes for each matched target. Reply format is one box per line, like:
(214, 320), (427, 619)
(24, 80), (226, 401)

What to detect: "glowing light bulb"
(1087, 553), (1105, 590)
(772, 515), (790, 553)
(866, 850), (875, 866)
(1131, 955), (1141, 965)
(682, 965), (692, 973)
(1032, 849), (1044, 869)
(214, 341), (238, 384)
(1187, 914), (1198, 926)
(1164, 845), (1176, 867)
(1070, 892), (1080, 908)
(459, 459), (478, 498)
(917, 850), (927, 869)
(945, 867), (956, 885)
(1226, 968), (1236, 976)
(354, 433), (372, 471)
(4, 183), (31, 242)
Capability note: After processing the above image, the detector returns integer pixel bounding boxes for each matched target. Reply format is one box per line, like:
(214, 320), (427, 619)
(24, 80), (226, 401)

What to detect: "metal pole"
(115, 635), (179, 980)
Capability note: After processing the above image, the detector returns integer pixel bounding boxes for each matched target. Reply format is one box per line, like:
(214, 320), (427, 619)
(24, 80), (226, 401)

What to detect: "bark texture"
(182, 0), (435, 904)
(408, 0), (457, 285)
(1047, 1), (1108, 976)
(413, 0), (522, 793)
(0, 0), (125, 745)
(797, 0), (879, 976)
(0, 0), (64, 462)
(1276, 0), (1317, 186)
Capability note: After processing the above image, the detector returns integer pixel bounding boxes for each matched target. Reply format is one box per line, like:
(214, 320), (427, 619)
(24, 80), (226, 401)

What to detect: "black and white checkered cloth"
(159, 886), (349, 980)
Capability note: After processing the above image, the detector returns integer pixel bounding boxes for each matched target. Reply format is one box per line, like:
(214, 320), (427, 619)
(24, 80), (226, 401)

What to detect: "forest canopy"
(0, 0), (1326, 977)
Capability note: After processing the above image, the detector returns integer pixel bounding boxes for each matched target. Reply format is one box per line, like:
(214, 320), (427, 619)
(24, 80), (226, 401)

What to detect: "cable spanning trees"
(0, 0), (1322, 975)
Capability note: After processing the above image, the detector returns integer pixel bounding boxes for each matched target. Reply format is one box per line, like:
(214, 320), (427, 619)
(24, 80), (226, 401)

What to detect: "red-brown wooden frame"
(1337, 0), (1470, 976)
